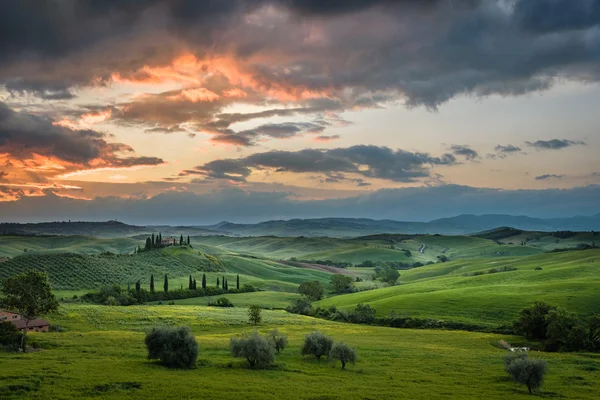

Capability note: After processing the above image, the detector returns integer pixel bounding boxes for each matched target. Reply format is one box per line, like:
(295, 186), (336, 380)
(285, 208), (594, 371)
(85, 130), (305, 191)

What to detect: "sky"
(0, 0), (599, 224)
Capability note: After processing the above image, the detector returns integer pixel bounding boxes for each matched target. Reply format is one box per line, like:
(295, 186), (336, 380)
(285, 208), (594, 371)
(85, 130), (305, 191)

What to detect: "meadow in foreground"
(1, 304), (598, 399)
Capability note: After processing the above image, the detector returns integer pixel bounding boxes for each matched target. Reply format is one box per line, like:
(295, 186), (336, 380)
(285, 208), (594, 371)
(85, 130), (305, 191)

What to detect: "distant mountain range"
(204, 214), (600, 237)
(2, 213), (598, 238)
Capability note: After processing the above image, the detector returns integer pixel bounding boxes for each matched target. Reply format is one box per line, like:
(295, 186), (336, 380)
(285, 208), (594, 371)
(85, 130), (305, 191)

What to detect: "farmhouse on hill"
(0, 310), (50, 332)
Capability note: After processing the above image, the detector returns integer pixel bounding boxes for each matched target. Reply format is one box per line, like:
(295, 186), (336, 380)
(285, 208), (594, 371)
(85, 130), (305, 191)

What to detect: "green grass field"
(1, 304), (598, 399)
(317, 249), (600, 327)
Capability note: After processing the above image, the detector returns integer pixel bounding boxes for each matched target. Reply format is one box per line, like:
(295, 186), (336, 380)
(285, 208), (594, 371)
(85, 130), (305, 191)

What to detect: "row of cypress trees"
(136, 273), (241, 293)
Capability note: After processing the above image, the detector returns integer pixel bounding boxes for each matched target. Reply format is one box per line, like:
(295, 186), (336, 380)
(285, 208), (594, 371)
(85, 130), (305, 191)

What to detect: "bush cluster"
(145, 326), (198, 369)
(301, 331), (357, 369)
(0, 321), (21, 351)
(230, 329), (288, 369)
(515, 302), (600, 352)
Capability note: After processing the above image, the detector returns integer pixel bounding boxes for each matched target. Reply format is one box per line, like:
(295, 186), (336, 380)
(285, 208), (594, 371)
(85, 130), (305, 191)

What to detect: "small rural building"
(0, 310), (21, 322)
(0, 310), (49, 332)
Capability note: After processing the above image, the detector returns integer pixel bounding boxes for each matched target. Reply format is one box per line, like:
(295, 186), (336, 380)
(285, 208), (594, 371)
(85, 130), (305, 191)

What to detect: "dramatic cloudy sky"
(1, 0), (599, 223)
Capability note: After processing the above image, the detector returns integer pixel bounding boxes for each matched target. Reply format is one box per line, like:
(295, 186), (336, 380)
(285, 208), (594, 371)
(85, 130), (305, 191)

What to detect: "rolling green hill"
(193, 233), (550, 265)
(316, 249), (600, 327)
(0, 235), (143, 257)
(0, 247), (224, 290)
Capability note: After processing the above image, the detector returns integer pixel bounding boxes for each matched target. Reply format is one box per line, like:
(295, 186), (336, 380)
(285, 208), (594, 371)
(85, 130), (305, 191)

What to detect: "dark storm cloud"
(535, 174), (566, 180)
(211, 122), (326, 146)
(525, 139), (586, 150)
(0, 101), (163, 167)
(513, 0), (600, 33)
(182, 145), (457, 183)
(1, 0), (600, 109)
(449, 145), (479, 160)
(495, 144), (522, 153)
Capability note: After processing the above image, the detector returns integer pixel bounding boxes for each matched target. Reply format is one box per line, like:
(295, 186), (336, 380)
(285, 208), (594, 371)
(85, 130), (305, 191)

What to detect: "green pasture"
(1, 304), (598, 399)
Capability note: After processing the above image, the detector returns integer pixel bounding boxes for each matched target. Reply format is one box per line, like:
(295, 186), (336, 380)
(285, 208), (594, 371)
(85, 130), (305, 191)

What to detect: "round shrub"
(330, 341), (357, 369)
(230, 331), (275, 369)
(145, 326), (198, 369)
(301, 331), (333, 360)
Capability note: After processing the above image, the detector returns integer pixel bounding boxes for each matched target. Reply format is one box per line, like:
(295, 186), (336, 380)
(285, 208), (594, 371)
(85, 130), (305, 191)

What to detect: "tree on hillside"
(0, 270), (59, 352)
(330, 341), (357, 369)
(217, 277), (220, 288)
(330, 274), (354, 294)
(135, 280), (141, 292)
(193, 279), (197, 290)
(230, 331), (275, 369)
(187, 235), (190, 245)
(301, 331), (333, 360)
(504, 353), (547, 394)
(298, 281), (325, 301)
(236, 274), (240, 290)
(202, 274), (207, 289)
(145, 237), (152, 251)
(150, 274), (155, 293)
(180, 235), (184, 246)
(164, 274), (169, 293)
(225, 279), (228, 292)
(248, 305), (262, 325)
(267, 328), (288, 354)
(188, 275), (193, 290)
(152, 233), (155, 248)
(145, 326), (198, 369)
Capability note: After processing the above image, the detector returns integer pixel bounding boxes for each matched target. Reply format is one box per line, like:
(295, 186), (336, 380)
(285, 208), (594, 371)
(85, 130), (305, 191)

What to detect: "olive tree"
(330, 341), (357, 369)
(0, 270), (58, 352)
(301, 331), (334, 360)
(504, 353), (548, 394)
(145, 326), (198, 368)
(267, 328), (288, 354)
(230, 331), (275, 369)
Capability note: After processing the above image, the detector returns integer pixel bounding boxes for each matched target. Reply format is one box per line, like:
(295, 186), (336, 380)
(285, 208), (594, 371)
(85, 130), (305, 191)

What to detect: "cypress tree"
(193, 279), (197, 290)
(225, 279), (228, 291)
(150, 274), (155, 293)
(151, 233), (155, 248)
(217, 277), (220, 287)
(145, 237), (151, 251)
(221, 276), (225, 290)
(180, 234), (184, 246)
(236, 274), (240, 290)
(135, 280), (141, 292)
(164, 274), (169, 293)
(188, 275), (193, 290)
(187, 235), (190, 245)
(202, 274), (206, 289)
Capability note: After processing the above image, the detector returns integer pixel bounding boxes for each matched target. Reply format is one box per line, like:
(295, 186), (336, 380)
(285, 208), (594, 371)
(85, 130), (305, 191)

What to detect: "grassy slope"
(2, 304), (597, 399)
(317, 249), (600, 326)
